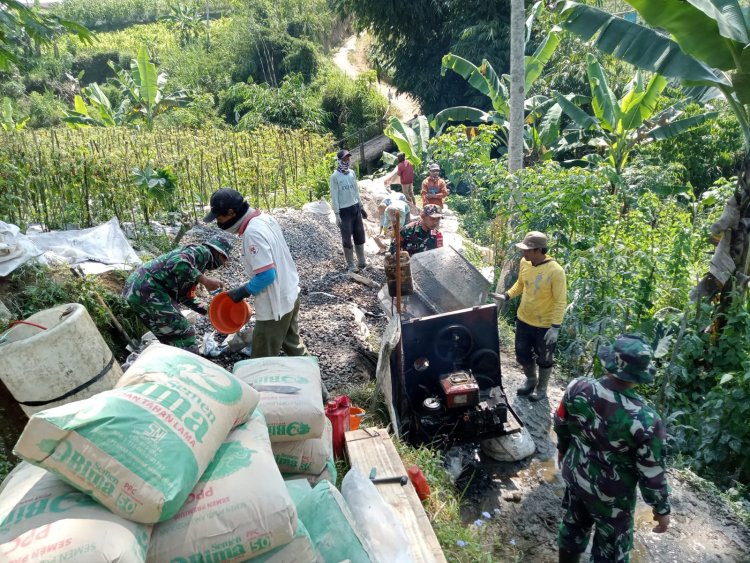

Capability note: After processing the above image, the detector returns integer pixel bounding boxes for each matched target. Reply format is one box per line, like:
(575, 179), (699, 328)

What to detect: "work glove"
(335, 213), (341, 227)
(227, 284), (252, 303)
(544, 326), (560, 346)
(490, 292), (508, 302)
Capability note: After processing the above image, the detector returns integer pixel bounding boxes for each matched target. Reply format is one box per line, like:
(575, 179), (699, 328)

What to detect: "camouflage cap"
(203, 236), (233, 259)
(598, 333), (656, 384)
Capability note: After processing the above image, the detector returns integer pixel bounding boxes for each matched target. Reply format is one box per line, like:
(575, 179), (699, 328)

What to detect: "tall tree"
(508, 0), (525, 172)
(337, 0), (515, 114)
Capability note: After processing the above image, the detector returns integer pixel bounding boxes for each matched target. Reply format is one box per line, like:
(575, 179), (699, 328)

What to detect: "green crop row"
(0, 126), (334, 230)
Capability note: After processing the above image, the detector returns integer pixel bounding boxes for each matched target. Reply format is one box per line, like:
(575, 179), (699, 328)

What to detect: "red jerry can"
(325, 395), (351, 459)
(408, 465), (431, 501)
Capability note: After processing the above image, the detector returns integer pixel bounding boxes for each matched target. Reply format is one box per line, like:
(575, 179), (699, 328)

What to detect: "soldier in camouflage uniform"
(554, 334), (671, 563)
(123, 237), (232, 352)
(388, 204), (444, 256)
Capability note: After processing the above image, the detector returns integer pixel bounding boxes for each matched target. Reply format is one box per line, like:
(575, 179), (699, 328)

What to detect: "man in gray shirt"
(329, 149), (367, 271)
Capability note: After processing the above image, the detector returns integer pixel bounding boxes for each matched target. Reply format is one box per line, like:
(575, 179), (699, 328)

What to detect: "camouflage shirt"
(554, 376), (670, 515)
(388, 220), (443, 256)
(124, 244), (214, 312)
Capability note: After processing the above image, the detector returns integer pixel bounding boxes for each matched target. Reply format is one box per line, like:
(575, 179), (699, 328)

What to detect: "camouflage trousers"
(124, 283), (196, 350)
(557, 486), (636, 563)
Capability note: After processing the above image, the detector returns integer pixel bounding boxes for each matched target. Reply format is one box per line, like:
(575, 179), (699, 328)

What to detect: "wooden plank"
(345, 427), (447, 563)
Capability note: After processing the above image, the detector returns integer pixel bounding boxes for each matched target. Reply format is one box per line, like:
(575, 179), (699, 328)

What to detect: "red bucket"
(208, 292), (252, 334)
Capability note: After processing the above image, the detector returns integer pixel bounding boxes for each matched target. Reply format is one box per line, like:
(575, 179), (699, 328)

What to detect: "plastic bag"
(341, 468), (412, 563)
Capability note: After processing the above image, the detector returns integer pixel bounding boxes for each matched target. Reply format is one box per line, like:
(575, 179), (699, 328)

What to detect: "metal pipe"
(394, 211), (401, 314)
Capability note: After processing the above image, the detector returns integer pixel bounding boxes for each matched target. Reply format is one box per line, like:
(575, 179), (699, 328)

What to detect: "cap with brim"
(515, 231), (548, 250)
(337, 149), (352, 159)
(598, 333), (656, 384)
(422, 204), (443, 218)
(204, 188), (245, 222)
(429, 163), (440, 171)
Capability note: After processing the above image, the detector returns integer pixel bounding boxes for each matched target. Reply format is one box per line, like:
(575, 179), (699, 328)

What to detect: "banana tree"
(552, 1), (750, 304)
(108, 46), (190, 130)
(382, 115), (431, 172)
(62, 83), (126, 128)
(1, 97), (28, 131)
(433, 1), (561, 135)
(553, 54), (718, 175)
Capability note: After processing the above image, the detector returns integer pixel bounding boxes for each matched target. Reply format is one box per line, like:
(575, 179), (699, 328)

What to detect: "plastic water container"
(0, 303), (123, 417)
(325, 396), (351, 459)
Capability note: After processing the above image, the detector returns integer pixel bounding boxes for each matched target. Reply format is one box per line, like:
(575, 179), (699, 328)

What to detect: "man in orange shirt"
(421, 163), (449, 208)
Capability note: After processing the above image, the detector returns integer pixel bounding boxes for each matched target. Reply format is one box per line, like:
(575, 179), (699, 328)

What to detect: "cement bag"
(282, 455), (337, 488)
(251, 479), (321, 563)
(14, 344), (259, 524)
(233, 356), (325, 443)
(0, 463), (151, 563)
(273, 418), (332, 475)
(148, 411), (297, 563)
(297, 481), (374, 563)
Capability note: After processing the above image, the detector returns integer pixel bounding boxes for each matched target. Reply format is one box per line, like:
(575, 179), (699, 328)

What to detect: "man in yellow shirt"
(497, 231), (567, 401)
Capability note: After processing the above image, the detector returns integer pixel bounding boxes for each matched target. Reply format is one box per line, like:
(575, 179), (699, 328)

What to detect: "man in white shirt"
(204, 188), (308, 358)
(329, 149), (367, 271)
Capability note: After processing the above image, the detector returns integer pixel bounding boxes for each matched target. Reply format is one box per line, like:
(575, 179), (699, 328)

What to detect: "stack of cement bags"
(0, 344), (326, 562)
(233, 357), (337, 485)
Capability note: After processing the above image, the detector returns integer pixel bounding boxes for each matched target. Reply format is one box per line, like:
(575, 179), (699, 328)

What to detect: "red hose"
(9, 320), (48, 331)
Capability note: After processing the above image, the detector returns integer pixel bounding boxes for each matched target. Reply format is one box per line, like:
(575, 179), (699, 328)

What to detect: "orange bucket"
(208, 292), (252, 334)
(349, 406), (365, 430)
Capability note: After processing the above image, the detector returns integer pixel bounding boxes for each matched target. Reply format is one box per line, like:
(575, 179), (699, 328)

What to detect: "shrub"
(317, 66), (388, 139)
(25, 91), (67, 128)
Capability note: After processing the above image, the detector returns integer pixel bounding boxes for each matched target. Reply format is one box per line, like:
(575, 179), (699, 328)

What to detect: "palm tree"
(508, 0), (526, 172)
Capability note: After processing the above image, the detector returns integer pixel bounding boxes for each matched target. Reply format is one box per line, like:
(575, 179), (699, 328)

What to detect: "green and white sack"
(148, 411), (297, 563)
(297, 480), (374, 563)
(0, 463), (151, 563)
(233, 357), (325, 443)
(14, 344), (259, 524)
(272, 418), (332, 475)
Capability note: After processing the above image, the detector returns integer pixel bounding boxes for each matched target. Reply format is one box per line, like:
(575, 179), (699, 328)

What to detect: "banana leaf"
(431, 106), (500, 134)
(556, 1), (728, 86)
(553, 92), (599, 131)
(647, 110), (720, 140)
(586, 54), (619, 132)
(441, 54), (508, 115)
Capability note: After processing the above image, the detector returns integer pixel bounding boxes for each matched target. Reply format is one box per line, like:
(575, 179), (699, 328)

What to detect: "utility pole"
(508, 0), (525, 174)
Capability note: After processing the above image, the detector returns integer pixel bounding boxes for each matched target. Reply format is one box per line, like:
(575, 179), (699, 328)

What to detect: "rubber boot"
(343, 246), (358, 272)
(558, 549), (581, 563)
(355, 244), (367, 269)
(530, 367), (552, 402)
(517, 363), (537, 396)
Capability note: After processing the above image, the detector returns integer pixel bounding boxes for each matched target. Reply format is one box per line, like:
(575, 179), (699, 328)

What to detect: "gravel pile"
(181, 210), (387, 392)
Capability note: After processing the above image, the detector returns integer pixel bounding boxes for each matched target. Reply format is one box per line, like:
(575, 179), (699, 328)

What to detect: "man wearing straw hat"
(123, 237), (232, 353)
(204, 187), (308, 358)
(554, 334), (670, 563)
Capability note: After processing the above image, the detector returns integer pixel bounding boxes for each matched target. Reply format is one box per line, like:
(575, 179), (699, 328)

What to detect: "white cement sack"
(0, 463), (151, 563)
(297, 480), (374, 563)
(481, 426), (536, 462)
(14, 344), (259, 524)
(233, 357), (325, 443)
(148, 411), (297, 563)
(251, 479), (320, 563)
(272, 418), (332, 475)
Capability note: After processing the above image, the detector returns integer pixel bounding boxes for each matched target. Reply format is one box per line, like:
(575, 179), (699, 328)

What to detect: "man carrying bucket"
(123, 237), (232, 353)
(204, 187), (309, 358)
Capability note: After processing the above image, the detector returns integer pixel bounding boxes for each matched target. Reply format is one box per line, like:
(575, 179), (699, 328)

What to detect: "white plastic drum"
(0, 303), (123, 417)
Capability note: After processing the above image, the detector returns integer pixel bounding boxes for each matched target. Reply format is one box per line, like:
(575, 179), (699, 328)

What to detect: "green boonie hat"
(598, 333), (656, 384)
(203, 236), (233, 259)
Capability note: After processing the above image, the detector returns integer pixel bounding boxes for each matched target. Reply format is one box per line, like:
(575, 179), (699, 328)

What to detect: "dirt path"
(333, 34), (421, 121)
(464, 351), (750, 562)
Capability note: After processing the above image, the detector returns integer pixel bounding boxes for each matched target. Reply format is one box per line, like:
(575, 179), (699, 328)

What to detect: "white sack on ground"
(0, 221), (45, 277)
(233, 356), (325, 443)
(296, 480), (374, 563)
(481, 426), (536, 462)
(272, 418), (332, 475)
(27, 217), (141, 271)
(14, 344), (259, 523)
(148, 411), (297, 563)
(341, 468), (411, 563)
(0, 463), (151, 562)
